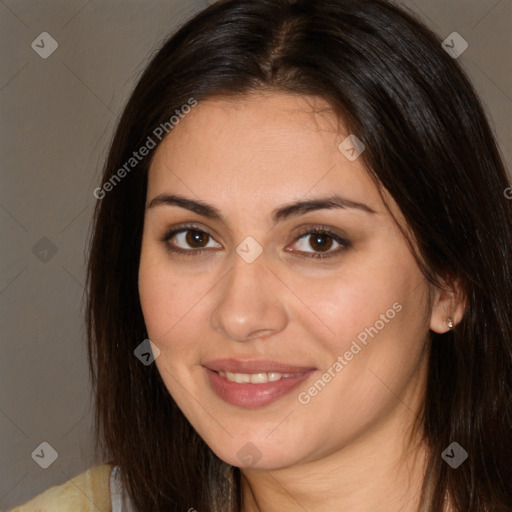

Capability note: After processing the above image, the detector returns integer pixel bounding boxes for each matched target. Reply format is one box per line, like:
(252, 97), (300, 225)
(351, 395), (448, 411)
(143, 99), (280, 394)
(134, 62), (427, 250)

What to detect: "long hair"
(85, 0), (512, 510)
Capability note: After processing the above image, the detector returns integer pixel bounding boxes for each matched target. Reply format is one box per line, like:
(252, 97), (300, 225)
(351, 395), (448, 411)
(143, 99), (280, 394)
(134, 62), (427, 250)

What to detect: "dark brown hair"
(85, 0), (512, 510)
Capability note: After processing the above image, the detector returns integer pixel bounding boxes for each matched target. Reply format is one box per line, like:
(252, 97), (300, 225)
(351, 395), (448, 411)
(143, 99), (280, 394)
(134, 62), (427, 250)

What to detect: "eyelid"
(160, 223), (220, 242)
(160, 223), (222, 253)
(286, 226), (351, 259)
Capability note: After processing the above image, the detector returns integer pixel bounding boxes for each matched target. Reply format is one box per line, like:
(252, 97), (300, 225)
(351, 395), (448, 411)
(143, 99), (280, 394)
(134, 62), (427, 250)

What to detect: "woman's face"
(138, 92), (446, 469)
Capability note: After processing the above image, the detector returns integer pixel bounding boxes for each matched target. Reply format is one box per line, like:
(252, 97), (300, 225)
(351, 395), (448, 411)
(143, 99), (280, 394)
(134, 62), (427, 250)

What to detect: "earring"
(445, 318), (454, 329)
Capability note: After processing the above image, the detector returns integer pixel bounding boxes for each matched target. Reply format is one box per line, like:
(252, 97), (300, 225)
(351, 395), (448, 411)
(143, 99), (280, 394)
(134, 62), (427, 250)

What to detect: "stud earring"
(446, 318), (454, 329)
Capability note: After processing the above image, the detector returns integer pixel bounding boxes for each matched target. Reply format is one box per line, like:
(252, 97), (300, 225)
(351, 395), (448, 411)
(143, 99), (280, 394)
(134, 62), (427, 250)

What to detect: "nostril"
(247, 329), (274, 339)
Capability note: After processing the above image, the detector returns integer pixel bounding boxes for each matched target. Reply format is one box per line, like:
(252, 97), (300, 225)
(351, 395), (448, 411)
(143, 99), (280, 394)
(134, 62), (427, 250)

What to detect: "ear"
(429, 276), (467, 334)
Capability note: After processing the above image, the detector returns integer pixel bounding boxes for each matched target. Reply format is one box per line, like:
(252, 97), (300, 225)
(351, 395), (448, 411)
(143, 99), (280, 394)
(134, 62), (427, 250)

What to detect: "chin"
(206, 438), (305, 470)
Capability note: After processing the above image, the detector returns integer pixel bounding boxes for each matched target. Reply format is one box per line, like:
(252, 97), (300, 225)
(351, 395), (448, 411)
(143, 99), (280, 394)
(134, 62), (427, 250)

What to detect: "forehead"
(147, 92), (388, 217)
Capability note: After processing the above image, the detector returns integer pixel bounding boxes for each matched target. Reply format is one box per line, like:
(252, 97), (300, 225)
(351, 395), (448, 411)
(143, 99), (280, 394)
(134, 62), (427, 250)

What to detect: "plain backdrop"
(1, 0), (511, 509)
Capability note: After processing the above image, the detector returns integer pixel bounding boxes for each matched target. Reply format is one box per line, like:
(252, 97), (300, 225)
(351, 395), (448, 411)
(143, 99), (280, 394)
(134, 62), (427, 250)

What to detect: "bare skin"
(138, 92), (464, 511)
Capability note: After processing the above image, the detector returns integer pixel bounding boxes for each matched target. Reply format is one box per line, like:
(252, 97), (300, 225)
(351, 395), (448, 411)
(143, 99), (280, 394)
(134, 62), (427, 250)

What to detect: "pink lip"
(202, 359), (316, 408)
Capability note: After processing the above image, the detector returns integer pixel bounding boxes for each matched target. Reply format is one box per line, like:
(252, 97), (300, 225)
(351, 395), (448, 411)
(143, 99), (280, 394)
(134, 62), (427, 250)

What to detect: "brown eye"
(185, 230), (210, 248)
(287, 228), (351, 259)
(308, 233), (334, 252)
(162, 226), (222, 253)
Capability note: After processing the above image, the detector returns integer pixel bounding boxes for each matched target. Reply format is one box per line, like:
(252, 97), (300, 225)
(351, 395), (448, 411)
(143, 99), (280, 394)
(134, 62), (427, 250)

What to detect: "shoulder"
(8, 462), (115, 512)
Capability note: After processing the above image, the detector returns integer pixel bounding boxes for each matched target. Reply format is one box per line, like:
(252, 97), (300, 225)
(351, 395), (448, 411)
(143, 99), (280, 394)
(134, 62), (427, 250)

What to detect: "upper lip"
(203, 358), (315, 374)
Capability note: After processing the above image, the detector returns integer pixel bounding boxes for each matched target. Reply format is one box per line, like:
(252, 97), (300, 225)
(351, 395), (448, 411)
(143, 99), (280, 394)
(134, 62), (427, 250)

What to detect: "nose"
(209, 253), (289, 342)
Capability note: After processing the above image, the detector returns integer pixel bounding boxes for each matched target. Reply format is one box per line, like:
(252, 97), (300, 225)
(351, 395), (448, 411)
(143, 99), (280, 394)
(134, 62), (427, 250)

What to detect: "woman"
(11, 0), (512, 511)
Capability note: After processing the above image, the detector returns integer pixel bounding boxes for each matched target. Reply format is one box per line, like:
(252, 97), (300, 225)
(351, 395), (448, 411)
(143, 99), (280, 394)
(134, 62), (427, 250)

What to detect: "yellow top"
(8, 462), (115, 512)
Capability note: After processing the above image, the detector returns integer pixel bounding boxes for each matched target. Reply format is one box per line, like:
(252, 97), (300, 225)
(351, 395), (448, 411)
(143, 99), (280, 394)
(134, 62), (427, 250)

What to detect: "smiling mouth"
(217, 370), (308, 384)
(202, 358), (315, 374)
(202, 360), (316, 408)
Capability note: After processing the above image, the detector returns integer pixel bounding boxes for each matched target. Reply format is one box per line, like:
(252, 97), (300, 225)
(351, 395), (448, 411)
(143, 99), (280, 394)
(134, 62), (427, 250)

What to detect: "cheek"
(291, 264), (406, 357)
(286, 286), (429, 455)
(294, 246), (429, 394)
(304, 268), (429, 397)
(138, 251), (208, 404)
(138, 246), (210, 344)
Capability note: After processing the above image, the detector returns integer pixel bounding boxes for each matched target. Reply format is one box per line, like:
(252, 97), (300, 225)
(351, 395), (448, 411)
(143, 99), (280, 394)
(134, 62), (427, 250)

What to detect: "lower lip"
(204, 367), (314, 408)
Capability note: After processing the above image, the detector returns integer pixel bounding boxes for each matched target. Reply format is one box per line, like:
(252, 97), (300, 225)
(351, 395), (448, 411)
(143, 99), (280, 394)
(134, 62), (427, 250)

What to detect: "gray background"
(1, 0), (510, 509)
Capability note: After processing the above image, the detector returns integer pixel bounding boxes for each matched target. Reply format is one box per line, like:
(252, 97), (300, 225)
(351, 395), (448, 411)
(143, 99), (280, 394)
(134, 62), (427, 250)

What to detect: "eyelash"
(160, 223), (351, 260)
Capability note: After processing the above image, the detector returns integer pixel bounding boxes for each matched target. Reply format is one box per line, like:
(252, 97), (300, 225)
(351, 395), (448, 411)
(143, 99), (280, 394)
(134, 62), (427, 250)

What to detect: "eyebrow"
(146, 193), (376, 223)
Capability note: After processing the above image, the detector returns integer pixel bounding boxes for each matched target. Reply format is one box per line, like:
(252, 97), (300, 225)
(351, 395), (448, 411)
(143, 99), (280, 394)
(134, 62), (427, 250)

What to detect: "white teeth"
(250, 373), (269, 384)
(234, 372), (250, 383)
(217, 371), (302, 383)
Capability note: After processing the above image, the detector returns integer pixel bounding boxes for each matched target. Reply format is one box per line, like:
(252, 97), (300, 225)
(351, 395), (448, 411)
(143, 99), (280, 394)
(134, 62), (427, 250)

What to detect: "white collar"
(110, 465), (137, 512)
